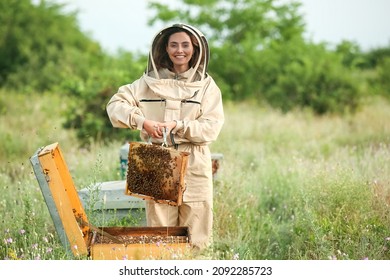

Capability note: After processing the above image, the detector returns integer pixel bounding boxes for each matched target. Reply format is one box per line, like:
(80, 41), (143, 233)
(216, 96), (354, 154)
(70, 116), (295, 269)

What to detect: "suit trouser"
(146, 200), (213, 250)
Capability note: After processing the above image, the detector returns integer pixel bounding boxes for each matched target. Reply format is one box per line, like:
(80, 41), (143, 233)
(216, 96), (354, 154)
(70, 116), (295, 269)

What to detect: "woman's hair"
(153, 27), (200, 71)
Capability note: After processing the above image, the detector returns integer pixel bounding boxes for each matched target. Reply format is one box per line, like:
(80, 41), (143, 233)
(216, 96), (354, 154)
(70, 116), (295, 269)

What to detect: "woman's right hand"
(143, 119), (163, 139)
(143, 119), (177, 139)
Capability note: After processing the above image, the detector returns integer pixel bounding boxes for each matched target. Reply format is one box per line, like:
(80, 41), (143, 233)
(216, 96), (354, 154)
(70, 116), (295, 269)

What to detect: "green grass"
(1, 90), (389, 260)
(211, 100), (390, 260)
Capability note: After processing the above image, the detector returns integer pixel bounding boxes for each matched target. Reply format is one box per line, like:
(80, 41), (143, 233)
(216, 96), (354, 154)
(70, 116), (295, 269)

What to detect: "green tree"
(264, 41), (360, 114)
(62, 51), (147, 146)
(356, 45), (390, 98)
(335, 40), (365, 68)
(0, 0), (102, 91)
(373, 57), (390, 98)
(360, 45), (390, 69)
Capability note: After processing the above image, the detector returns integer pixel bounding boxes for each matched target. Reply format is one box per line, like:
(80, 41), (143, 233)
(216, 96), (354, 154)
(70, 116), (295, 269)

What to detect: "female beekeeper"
(106, 23), (224, 250)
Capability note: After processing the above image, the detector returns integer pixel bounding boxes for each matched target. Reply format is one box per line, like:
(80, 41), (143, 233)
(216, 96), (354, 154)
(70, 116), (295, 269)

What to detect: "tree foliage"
(370, 56), (390, 98)
(0, 0), (103, 91)
(62, 51), (147, 146)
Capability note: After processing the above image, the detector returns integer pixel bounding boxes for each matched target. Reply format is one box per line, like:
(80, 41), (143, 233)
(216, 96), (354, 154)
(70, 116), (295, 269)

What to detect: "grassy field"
(1, 90), (389, 260)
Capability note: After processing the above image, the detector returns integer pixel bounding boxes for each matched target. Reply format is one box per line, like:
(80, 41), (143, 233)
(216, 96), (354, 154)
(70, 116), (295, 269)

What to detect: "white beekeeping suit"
(106, 23), (224, 250)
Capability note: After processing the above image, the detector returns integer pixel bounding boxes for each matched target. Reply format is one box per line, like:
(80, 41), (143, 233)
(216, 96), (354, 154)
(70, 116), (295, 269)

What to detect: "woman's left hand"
(160, 121), (177, 134)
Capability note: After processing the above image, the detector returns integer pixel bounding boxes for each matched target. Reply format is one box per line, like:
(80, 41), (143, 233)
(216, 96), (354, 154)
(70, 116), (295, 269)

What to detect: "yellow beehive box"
(30, 142), (190, 260)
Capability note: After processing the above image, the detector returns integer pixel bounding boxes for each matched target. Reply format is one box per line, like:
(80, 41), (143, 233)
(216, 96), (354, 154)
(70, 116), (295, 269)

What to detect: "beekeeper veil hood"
(146, 23), (210, 82)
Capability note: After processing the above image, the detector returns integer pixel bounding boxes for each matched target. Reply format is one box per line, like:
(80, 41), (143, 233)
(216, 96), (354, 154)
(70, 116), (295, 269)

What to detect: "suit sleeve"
(106, 83), (145, 131)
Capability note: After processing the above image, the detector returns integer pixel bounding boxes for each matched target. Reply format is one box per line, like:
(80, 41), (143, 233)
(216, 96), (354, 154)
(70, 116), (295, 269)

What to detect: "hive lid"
(30, 142), (90, 257)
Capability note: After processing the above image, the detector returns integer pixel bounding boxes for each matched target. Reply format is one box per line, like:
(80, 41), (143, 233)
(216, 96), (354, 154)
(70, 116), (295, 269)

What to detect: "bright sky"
(51, 0), (390, 54)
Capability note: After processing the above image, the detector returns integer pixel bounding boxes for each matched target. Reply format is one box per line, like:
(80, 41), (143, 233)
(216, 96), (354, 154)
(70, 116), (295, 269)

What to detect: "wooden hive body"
(30, 142), (191, 260)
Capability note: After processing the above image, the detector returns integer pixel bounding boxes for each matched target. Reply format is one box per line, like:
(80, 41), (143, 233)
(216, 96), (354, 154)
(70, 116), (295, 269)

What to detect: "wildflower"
(5, 238), (13, 244)
(233, 253), (240, 260)
(73, 244), (78, 250)
(19, 229), (26, 235)
(43, 236), (49, 243)
(7, 249), (19, 260)
(122, 255), (128, 260)
(46, 248), (53, 254)
(385, 237), (390, 241)
(35, 254), (41, 260)
(32, 243), (38, 249)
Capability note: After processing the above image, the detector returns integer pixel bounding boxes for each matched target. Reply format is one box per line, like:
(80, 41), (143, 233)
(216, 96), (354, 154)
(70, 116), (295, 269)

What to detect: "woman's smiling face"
(166, 31), (194, 73)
